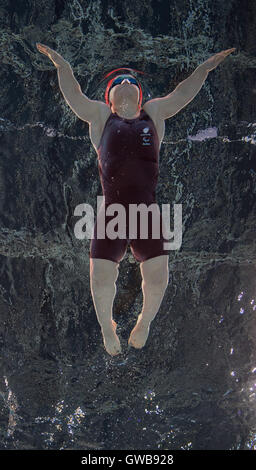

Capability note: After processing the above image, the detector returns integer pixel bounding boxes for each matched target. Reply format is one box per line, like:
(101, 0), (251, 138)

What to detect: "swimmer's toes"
(128, 324), (149, 349)
(102, 324), (122, 356)
(106, 339), (122, 356)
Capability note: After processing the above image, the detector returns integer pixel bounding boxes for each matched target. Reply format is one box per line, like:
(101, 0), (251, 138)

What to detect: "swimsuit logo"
(140, 127), (151, 146)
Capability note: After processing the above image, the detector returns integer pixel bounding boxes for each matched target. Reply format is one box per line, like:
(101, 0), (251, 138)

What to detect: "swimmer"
(36, 43), (235, 356)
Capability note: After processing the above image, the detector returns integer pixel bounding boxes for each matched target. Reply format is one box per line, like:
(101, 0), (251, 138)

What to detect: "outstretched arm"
(145, 48), (236, 120)
(36, 43), (104, 124)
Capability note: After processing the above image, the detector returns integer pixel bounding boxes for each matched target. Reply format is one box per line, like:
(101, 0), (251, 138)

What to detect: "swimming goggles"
(109, 75), (139, 91)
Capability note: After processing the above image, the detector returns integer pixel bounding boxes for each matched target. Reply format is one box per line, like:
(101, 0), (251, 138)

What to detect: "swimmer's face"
(109, 75), (140, 108)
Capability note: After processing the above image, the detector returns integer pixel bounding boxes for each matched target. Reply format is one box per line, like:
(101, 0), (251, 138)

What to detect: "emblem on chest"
(140, 126), (152, 146)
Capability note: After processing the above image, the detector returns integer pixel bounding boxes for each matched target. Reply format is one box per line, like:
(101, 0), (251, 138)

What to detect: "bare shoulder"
(99, 101), (112, 125)
(70, 93), (110, 125)
(142, 98), (165, 129)
(143, 98), (170, 123)
(89, 100), (111, 126)
(142, 99), (160, 121)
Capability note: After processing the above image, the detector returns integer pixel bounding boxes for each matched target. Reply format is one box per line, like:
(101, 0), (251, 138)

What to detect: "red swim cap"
(97, 67), (149, 109)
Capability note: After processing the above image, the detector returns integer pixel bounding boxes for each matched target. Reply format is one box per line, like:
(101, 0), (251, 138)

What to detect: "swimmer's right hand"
(36, 43), (69, 68)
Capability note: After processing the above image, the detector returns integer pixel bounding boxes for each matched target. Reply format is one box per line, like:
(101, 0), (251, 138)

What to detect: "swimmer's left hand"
(36, 43), (69, 68)
(202, 48), (236, 72)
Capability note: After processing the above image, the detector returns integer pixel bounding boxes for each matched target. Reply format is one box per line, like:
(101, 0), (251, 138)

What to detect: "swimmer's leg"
(90, 258), (121, 356)
(128, 255), (169, 349)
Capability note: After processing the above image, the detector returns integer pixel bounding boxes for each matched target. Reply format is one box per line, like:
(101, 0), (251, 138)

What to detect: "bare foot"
(102, 320), (122, 356)
(128, 317), (150, 349)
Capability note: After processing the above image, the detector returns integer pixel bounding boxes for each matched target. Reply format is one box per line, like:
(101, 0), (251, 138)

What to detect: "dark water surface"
(1, 332), (256, 451)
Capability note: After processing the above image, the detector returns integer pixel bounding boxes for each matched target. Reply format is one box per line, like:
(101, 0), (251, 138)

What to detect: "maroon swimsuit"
(89, 108), (170, 263)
